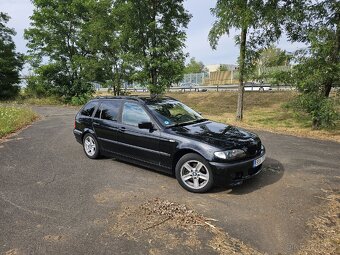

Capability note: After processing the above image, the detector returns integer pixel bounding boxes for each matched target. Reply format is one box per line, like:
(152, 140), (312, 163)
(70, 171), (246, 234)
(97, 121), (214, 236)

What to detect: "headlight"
(214, 149), (246, 160)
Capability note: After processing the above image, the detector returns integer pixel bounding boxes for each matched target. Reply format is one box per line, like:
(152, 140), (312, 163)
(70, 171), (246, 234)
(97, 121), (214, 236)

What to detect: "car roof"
(93, 95), (177, 104)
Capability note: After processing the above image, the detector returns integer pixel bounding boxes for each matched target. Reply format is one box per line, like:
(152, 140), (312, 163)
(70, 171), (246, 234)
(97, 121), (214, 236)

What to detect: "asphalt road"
(0, 106), (339, 255)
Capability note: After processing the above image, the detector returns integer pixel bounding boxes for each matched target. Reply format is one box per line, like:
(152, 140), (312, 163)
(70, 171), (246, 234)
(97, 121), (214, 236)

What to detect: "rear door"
(115, 101), (161, 166)
(93, 99), (122, 153)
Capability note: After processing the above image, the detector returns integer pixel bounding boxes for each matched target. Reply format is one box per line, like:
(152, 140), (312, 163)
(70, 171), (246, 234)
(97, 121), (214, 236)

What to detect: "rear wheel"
(83, 133), (100, 159)
(175, 153), (214, 193)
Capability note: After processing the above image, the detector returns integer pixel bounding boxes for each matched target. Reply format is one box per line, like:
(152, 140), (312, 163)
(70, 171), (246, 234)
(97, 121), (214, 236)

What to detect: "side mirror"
(138, 122), (154, 130)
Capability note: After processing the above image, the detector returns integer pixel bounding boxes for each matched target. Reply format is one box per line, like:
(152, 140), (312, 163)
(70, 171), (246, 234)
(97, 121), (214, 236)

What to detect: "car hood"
(169, 120), (261, 151)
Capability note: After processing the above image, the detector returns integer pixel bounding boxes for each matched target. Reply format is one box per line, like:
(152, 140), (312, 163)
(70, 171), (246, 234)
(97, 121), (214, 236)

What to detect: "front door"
(115, 101), (161, 166)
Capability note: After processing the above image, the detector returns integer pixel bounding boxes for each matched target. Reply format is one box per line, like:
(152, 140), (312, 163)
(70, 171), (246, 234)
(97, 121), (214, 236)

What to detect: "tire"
(83, 133), (100, 159)
(175, 153), (214, 193)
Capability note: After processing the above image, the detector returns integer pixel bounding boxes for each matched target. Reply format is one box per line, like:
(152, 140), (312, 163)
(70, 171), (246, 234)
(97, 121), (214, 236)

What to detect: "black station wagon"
(73, 96), (265, 193)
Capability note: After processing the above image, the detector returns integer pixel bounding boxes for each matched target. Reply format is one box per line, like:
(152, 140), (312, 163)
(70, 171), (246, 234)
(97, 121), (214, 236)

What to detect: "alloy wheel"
(180, 160), (210, 190)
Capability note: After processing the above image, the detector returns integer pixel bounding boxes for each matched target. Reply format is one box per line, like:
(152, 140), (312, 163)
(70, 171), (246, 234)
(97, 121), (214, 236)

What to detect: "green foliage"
(80, 0), (134, 96)
(123, 0), (191, 95)
(289, 94), (339, 129)
(184, 58), (206, 74)
(25, 0), (94, 102)
(283, 0), (340, 128)
(71, 94), (92, 106)
(0, 13), (24, 99)
(218, 65), (229, 72)
(25, 0), (189, 98)
(257, 46), (291, 68)
(266, 69), (293, 86)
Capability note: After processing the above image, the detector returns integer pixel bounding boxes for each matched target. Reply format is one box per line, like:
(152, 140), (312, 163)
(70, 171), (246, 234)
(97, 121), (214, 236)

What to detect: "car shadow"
(211, 157), (285, 195)
(109, 156), (284, 195)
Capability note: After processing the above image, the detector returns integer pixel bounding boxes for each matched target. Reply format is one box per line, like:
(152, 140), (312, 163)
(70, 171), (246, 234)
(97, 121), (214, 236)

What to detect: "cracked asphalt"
(0, 106), (339, 255)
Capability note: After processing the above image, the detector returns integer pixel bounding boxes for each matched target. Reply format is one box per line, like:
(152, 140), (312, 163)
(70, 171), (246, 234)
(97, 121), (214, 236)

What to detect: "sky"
(1, 0), (305, 74)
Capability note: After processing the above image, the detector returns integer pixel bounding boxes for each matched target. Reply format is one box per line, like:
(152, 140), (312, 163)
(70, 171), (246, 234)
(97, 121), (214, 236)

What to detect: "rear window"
(80, 101), (97, 117)
(95, 100), (121, 121)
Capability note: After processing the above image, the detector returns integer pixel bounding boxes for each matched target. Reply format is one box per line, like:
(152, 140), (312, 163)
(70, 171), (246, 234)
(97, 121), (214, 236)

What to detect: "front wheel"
(83, 133), (100, 159)
(175, 153), (214, 193)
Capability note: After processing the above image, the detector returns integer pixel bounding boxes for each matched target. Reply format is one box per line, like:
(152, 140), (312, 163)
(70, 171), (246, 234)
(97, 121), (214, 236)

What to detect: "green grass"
(168, 91), (340, 142)
(0, 106), (39, 138)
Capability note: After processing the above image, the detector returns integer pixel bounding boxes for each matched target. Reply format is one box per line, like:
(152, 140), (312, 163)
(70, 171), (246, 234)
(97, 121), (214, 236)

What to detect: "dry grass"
(168, 91), (340, 143)
(3, 96), (64, 106)
(297, 193), (340, 255)
(105, 196), (339, 255)
(108, 198), (262, 255)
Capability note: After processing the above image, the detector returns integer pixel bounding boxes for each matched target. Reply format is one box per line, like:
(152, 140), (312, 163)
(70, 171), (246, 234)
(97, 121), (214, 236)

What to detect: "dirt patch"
(43, 235), (65, 242)
(5, 249), (20, 255)
(108, 198), (262, 255)
(93, 188), (137, 205)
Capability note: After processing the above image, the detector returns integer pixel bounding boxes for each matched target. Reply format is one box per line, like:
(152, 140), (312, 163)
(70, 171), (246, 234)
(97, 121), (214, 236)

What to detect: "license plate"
(253, 154), (265, 167)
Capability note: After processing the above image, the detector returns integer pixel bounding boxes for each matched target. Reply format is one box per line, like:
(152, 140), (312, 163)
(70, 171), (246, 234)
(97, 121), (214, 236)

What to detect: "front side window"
(146, 99), (202, 126)
(80, 101), (97, 117)
(96, 100), (121, 121)
(122, 102), (151, 127)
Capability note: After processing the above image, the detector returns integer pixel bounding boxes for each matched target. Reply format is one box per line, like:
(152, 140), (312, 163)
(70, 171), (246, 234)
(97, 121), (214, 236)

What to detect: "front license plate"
(253, 154), (265, 167)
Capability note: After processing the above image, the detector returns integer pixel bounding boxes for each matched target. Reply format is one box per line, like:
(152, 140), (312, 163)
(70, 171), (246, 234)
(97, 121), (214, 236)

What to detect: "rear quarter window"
(96, 100), (121, 121)
(80, 101), (97, 117)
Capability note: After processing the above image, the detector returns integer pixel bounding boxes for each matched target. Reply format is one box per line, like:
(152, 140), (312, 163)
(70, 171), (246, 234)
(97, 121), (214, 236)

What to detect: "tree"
(209, 0), (282, 121)
(257, 46), (291, 68)
(253, 46), (292, 84)
(124, 0), (191, 95)
(284, 0), (340, 128)
(25, 0), (93, 102)
(184, 57), (206, 74)
(0, 13), (24, 99)
(218, 65), (229, 72)
(79, 0), (133, 96)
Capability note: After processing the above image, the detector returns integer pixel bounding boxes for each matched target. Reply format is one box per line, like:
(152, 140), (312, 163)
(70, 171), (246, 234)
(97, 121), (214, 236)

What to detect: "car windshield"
(145, 99), (204, 127)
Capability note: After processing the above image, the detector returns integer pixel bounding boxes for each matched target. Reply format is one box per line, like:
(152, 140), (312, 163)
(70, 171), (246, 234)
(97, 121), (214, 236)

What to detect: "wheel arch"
(81, 128), (97, 143)
(172, 149), (205, 173)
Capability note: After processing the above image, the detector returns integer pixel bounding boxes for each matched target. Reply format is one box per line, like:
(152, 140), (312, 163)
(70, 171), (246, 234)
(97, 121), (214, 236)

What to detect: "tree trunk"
(312, 118), (319, 130)
(324, 81), (332, 98)
(149, 0), (159, 97)
(236, 27), (247, 121)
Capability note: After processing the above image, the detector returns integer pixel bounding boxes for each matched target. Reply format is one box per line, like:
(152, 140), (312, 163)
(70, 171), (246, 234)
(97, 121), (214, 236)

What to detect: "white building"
(206, 64), (237, 73)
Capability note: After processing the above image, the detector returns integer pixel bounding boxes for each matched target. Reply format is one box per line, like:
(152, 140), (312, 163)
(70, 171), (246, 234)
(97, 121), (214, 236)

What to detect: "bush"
(70, 94), (92, 106)
(291, 93), (339, 129)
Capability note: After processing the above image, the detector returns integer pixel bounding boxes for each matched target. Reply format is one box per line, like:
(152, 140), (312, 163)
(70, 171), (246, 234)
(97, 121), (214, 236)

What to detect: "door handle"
(93, 122), (100, 126)
(119, 126), (126, 132)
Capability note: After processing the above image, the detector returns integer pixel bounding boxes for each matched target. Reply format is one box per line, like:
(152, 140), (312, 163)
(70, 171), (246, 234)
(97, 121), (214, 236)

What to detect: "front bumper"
(209, 149), (265, 184)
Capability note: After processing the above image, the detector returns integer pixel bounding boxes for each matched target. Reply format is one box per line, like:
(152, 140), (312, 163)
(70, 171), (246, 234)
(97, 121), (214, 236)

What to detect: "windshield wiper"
(166, 118), (208, 128)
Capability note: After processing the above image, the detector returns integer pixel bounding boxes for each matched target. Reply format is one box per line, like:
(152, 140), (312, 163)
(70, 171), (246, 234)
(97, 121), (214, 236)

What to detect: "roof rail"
(94, 95), (177, 102)
(94, 96), (141, 101)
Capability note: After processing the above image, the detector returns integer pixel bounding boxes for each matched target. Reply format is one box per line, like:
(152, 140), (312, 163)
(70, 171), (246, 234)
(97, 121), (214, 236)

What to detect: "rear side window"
(96, 100), (121, 121)
(80, 101), (97, 117)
